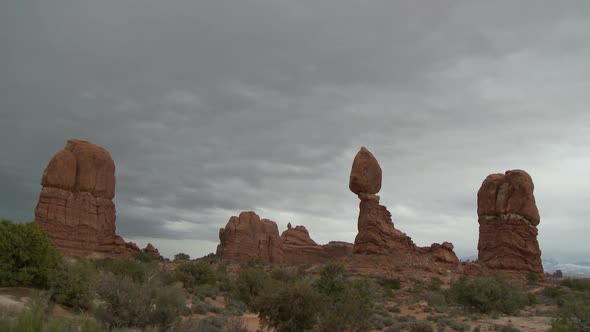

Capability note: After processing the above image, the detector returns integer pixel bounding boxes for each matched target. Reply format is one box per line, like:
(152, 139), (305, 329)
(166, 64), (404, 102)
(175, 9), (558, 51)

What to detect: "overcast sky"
(2, 1), (590, 262)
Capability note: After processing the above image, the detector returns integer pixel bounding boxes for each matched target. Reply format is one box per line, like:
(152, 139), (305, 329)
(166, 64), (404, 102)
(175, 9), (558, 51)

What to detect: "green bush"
(257, 280), (322, 332)
(234, 265), (272, 307)
(447, 274), (528, 314)
(174, 253), (190, 261)
(0, 291), (103, 332)
(94, 256), (158, 284)
(549, 318), (579, 332)
(315, 263), (347, 295)
(316, 277), (376, 332)
(378, 277), (402, 290)
(0, 220), (61, 288)
(427, 277), (443, 291)
(48, 259), (98, 309)
(94, 273), (186, 329)
(561, 278), (590, 291)
(175, 261), (216, 290)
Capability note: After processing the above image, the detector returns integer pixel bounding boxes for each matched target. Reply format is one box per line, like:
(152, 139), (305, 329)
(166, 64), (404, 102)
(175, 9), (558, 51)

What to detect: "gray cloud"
(1, 0), (590, 262)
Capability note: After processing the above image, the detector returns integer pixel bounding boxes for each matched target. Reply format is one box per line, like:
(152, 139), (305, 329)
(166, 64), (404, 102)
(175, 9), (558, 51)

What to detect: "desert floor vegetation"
(1, 218), (589, 331)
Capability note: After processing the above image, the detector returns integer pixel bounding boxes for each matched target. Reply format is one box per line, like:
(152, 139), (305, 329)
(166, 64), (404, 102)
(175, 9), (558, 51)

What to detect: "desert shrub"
(526, 272), (540, 284)
(178, 316), (247, 332)
(271, 267), (304, 282)
(549, 318), (580, 332)
(379, 277), (402, 290)
(493, 324), (520, 332)
(174, 253), (191, 261)
(47, 258), (98, 309)
(0, 291), (103, 332)
(175, 260), (216, 290)
(447, 274), (528, 314)
(561, 278), (590, 291)
(428, 277), (444, 291)
(94, 273), (186, 329)
(542, 286), (565, 300)
(410, 320), (434, 332)
(0, 220), (61, 288)
(256, 280), (322, 332)
(387, 305), (401, 313)
(316, 277), (376, 332)
(133, 251), (154, 263)
(426, 293), (448, 307)
(234, 264), (272, 307)
(94, 256), (158, 284)
(315, 263), (347, 295)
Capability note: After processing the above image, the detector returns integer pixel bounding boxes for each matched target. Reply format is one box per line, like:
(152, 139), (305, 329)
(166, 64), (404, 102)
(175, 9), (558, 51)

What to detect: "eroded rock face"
(477, 170), (543, 273)
(354, 193), (416, 254)
(420, 242), (459, 264)
(349, 147), (382, 195)
(144, 243), (162, 260)
(322, 241), (354, 258)
(217, 211), (284, 263)
(281, 223), (329, 264)
(35, 139), (140, 257)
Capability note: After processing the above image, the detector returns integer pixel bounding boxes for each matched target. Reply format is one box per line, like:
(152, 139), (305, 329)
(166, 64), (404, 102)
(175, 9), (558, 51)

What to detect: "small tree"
(174, 253), (190, 261)
(257, 280), (322, 332)
(0, 220), (60, 287)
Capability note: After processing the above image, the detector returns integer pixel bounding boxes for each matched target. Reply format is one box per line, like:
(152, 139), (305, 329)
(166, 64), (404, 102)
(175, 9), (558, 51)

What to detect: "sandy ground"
(0, 288), (32, 310)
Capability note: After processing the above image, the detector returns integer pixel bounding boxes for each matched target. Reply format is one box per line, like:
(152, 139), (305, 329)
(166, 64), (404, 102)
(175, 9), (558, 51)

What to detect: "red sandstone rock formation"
(322, 241), (354, 258)
(349, 147), (382, 195)
(354, 193), (416, 254)
(281, 223), (329, 264)
(477, 170), (543, 273)
(143, 243), (162, 260)
(350, 148), (417, 255)
(217, 211), (284, 263)
(35, 139), (140, 257)
(419, 242), (459, 264)
(350, 147), (459, 264)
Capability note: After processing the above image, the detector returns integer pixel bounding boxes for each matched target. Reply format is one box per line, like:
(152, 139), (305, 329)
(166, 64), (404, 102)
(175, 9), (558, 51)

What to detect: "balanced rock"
(281, 223), (329, 264)
(35, 139), (140, 257)
(217, 211), (284, 263)
(350, 148), (415, 254)
(349, 147), (382, 195)
(477, 170), (543, 273)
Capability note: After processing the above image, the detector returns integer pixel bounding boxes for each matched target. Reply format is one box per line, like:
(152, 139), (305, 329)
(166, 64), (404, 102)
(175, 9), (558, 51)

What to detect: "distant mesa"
(35, 139), (160, 258)
(476, 170), (543, 273)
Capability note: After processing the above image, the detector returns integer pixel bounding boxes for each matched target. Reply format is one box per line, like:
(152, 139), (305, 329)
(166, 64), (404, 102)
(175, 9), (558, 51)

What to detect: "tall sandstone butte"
(477, 170), (543, 273)
(217, 211), (284, 263)
(35, 139), (142, 257)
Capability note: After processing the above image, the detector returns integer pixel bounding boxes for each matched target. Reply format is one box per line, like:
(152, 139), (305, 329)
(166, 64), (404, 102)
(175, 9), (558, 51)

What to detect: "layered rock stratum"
(35, 139), (146, 257)
(477, 170), (543, 273)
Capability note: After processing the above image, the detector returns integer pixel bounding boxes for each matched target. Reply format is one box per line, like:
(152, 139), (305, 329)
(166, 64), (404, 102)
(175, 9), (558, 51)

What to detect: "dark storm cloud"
(1, 0), (590, 260)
